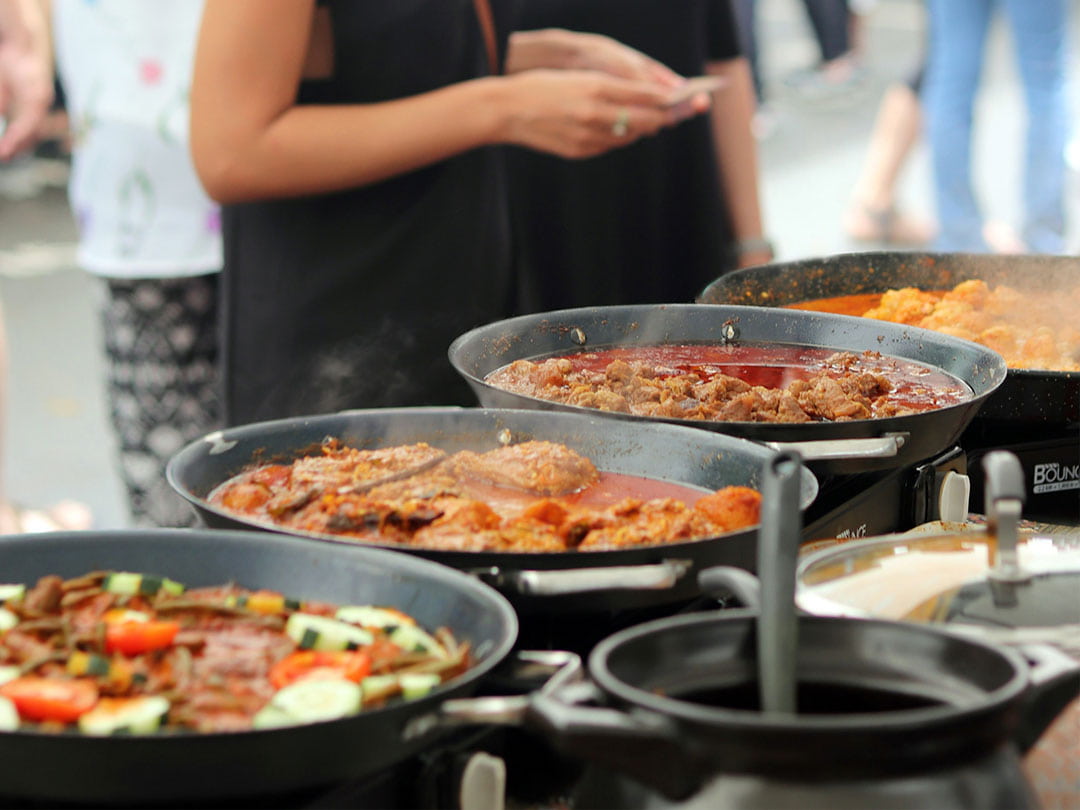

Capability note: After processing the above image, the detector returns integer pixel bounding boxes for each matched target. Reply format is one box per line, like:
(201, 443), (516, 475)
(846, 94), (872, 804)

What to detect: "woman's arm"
(0, 0), (53, 160)
(190, 0), (691, 204)
(705, 56), (774, 268)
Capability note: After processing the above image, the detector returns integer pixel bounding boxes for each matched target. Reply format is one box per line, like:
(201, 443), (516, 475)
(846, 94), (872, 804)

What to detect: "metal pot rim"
(587, 610), (1030, 733)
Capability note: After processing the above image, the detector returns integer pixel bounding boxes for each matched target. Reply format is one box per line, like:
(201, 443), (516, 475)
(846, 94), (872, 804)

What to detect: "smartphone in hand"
(665, 75), (727, 106)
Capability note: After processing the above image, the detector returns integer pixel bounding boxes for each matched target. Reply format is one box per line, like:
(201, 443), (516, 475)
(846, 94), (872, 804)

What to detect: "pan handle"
(766, 432), (907, 462)
(469, 558), (692, 596)
(404, 650), (584, 739)
(413, 649), (709, 801)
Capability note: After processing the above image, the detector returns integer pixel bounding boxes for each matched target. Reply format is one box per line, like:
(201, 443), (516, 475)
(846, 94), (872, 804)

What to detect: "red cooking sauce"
(785, 293), (889, 317)
(550, 343), (973, 412)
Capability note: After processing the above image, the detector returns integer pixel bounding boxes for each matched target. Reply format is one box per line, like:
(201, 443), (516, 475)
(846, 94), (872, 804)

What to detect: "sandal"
(844, 204), (936, 246)
(0, 500), (93, 535)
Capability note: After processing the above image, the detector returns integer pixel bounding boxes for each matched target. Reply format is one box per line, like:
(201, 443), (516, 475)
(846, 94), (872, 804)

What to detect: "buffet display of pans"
(697, 251), (1080, 425)
(447, 304), (1007, 475)
(167, 407), (818, 618)
(0, 529), (517, 805)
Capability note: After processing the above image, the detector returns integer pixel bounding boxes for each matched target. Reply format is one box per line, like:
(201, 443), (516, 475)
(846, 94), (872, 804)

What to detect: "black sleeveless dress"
(221, 0), (516, 425)
(509, 0), (743, 312)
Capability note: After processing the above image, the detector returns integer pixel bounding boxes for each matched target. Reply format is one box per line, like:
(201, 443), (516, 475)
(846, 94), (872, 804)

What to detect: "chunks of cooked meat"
(486, 348), (966, 423)
(210, 440), (762, 553)
(449, 440), (598, 495)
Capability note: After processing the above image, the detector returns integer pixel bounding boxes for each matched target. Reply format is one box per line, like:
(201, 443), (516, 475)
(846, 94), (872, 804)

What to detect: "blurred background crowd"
(1, 0), (1078, 530)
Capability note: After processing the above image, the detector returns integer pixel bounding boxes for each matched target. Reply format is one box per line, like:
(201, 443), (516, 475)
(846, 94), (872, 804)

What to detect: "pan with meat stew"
(448, 306), (1007, 474)
(168, 408), (819, 615)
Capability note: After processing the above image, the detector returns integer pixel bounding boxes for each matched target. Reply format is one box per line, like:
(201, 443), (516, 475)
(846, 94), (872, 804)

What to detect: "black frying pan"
(447, 304), (1008, 475)
(0, 529), (517, 805)
(166, 408), (819, 617)
(697, 251), (1080, 425)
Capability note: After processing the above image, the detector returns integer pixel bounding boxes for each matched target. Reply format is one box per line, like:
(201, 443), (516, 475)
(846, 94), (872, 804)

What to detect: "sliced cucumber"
(399, 673), (442, 700)
(251, 703), (297, 730)
(359, 674), (401, 702)
(269, 678), (362, 724)
(0, 696), (17, 732)
(0, 666), (19, 686)
(285, 613), (373, 652)
(0, 608), (17, 634)
(335, 605), (415, 628)
(103, 573), (184, 597)
(389, 624), (447, 658)
(78, 695), (170, 736)
(0, 584), (25, 604)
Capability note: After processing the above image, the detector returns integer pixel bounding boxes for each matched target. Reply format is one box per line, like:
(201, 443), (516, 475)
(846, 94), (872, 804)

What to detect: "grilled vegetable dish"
(486, 346), (973, 424)
(210, 439), (762, 552)
(0, 572), (469, 734)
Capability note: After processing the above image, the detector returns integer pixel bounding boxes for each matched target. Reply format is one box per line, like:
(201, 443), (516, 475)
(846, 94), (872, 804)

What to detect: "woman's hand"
(494, 69), (705, 159)
(562, 32), (682, 87)
(508, 28), (679, 86)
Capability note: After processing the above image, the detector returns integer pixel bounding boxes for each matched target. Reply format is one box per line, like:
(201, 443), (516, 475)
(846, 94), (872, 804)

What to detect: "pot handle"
(469, 558), (692, 596)
(410, 650), (708, 801)
(1013, 643), (1080, 754)
(766, 432), (907, 462)
(697, 565), (762, 609)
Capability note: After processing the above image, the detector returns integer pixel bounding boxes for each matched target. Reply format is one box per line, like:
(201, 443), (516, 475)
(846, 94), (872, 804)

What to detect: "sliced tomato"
(0, 676), (99, 723)
(269, 650), (372, 689)
(104, 620), (181, 656)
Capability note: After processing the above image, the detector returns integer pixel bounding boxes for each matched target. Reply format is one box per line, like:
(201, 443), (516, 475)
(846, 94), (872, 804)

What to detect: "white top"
(52, 0), (222, 278)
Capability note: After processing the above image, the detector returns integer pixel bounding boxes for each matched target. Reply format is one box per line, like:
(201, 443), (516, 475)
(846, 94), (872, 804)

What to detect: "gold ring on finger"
(612, 108), (630, 137)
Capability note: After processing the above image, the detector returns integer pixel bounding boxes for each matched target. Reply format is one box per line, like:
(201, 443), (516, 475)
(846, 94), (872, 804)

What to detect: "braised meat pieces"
(486, 347), (971, 423)
(211, 440), (761, 552)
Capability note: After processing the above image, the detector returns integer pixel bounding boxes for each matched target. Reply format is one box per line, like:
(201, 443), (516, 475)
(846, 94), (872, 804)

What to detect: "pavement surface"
(1, 0), (1078, 531)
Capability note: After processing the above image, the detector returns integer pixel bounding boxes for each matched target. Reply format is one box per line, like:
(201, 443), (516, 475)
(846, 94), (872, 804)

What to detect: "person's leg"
(922, 0), (993, 251)
(102, 275), (220, 528)
(1001, 0), (1068, 254)
(844, 80), (936, 244)
(0, 300), (92, 534)
(732, 0), (764, 104)
(801, 0), (852, 62)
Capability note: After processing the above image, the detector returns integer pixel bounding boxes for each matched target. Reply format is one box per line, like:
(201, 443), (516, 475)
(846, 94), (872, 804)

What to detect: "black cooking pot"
(430, 610), (1080, 809)
(166, 407), (818, 618)
(448, 304), (1007, 475)
(697, 251), (1080, 425)
(0, 529), (517, 805)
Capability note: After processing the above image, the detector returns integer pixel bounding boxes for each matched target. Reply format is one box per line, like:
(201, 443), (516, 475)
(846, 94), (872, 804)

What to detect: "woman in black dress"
(191, 0), (711, 425)
(510, 0), (772, 311)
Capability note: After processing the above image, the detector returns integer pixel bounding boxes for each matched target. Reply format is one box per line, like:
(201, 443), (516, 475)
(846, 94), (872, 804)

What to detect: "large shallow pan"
(697, 251), (1080, 425)
(0, 529), (517, 805)
(448, 304), (1007, 475)
(167, 407), (818, 618)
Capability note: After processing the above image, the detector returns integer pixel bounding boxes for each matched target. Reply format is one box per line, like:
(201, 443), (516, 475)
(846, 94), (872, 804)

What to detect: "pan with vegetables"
(0, 529), (517, 804)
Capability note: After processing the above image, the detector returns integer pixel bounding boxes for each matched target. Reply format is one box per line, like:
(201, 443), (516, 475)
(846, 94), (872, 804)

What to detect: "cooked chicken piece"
(450, 441), (598, 496)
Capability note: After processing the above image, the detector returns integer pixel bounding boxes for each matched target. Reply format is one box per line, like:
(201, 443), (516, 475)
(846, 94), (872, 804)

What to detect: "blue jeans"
(923, 0), (1068, 253)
